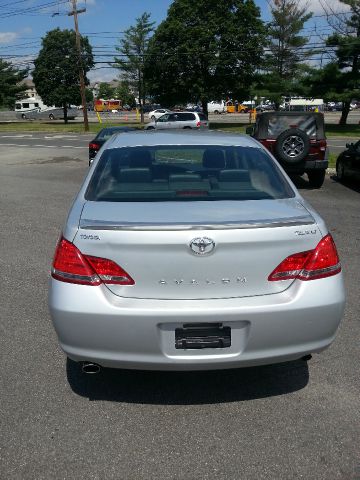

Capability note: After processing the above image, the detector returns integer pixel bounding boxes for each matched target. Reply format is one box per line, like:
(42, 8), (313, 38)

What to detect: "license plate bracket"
(175, 323), (231, 350)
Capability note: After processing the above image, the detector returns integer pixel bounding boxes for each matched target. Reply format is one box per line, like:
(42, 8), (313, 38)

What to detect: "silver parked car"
(145, 111), (208, 130)
(49, 131), (345, 372)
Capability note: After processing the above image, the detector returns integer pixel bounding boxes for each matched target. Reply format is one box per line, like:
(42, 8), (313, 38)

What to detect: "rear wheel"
(307, 169), (326, 188)
(151, 115), (156, 121)
(49, 113), (55, 120)
(21, 113), (26, 119)
(336, 158), (346, 182)
(214, 110), (219, 114)
(183, 126), (192, 129)
(146, 126), (155, 130)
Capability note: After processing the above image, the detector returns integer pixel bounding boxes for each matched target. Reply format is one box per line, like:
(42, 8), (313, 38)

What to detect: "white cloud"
(79, 0), (96, 5)
(88, 68), (118, 83)
(0, 32), (19, 44)
(299, 0), (351, 15)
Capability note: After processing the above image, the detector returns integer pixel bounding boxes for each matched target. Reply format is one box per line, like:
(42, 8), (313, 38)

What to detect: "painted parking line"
(0, 135), (87, 140)
(0, 135), (34, 138)
(0, 143), (86, 149)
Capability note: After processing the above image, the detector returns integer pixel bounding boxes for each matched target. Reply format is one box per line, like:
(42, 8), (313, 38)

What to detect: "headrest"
(219, 169), (251, 182)
(119, 168), (151, 182)
(128, 149), (152, 168)
(202, 149), (226, 169)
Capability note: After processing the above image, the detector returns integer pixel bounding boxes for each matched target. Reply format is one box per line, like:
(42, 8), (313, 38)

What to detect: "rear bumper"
(304, 159), (328, 170)
(48, 275), (345, 371)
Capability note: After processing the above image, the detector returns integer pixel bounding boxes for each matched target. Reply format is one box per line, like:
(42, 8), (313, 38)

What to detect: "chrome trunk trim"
(80, 216), (315, 231)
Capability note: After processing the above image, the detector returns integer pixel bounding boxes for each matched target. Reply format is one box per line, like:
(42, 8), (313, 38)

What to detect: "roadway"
(0, 136), (359, 480)
(0, 132), (357, 157)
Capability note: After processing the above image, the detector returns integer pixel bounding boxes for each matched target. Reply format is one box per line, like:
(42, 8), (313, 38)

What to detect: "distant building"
(20, 79), (37, 99)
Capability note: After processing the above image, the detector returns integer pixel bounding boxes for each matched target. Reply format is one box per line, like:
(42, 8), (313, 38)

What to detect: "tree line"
(1, 0), (360, 124)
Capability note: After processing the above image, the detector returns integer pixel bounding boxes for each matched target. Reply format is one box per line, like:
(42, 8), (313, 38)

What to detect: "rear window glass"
(85, 145), (294, 202)
(198, 113), (207, 121)
(266, 115), (317, 138)
(177, 113), (195, 121)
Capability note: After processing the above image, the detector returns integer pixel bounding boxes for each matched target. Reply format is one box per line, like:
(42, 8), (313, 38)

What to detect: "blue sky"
(0, 0), (349, 82)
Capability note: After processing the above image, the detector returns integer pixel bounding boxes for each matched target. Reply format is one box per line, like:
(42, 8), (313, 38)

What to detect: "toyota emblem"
(189, 237), (215, 255)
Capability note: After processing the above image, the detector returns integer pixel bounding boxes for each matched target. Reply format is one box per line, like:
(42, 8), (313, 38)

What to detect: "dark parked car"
(89, 127), (135, 164)
(336, 140), (360, 182)
(247, 112), (328, 188)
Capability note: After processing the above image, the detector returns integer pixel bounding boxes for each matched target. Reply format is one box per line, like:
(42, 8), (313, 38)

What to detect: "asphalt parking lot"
(0, 134), (359, 480)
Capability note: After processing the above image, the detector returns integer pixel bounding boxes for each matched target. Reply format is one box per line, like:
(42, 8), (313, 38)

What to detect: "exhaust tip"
(81, 362), (101, 374)
(301, 354), (312, 362)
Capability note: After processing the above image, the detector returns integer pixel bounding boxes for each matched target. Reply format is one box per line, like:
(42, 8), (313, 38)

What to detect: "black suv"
(247, 112), (328, 188)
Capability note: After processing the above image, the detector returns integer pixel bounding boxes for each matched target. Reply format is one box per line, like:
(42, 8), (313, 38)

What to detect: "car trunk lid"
(74, 199), (322, 300)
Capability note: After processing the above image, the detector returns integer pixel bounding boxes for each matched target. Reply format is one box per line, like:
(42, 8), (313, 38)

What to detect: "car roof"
(105, 130), (260, 149)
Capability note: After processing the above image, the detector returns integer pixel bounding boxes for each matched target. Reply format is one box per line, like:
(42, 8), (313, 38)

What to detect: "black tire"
(151, 115), (156, 121)
(214, 110), (219, 114)
(21, 113), (26, 119)
(307, 169), (326, 188)
(275, 128), (310, 164)
(183, 126), (192, 129)
(336, 158), (346, 182)
(146, 126), (155, 130)
(49, 113), (55, 120)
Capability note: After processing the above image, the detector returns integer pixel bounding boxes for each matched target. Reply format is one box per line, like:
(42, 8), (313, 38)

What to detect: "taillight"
(319, 139), (327, 151)
(89, 142), (100, 150)
(51, 237), (134, 286)
(268, 234), (341, 282)
(196, 121), (201, 127)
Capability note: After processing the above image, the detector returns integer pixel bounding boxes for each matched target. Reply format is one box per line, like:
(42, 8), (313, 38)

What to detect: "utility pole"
(68, 0), (89, 131)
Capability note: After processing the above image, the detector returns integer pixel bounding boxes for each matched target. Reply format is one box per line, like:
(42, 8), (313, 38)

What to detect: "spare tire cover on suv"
(274, 128), (310, 164)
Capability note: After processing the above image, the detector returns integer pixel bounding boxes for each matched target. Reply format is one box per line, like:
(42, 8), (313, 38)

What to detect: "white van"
(207, 101), (226, 114)
(15, 97), (77, 120)
(15, 98), (44, 118)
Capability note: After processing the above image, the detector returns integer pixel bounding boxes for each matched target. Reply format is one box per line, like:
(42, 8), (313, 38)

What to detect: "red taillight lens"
(268, 234), (341, 282)
(86, 256), (134, 285)
(196, 121), (201, 127)
(51, 237), (134, 286)
(89, 142), (100, 150)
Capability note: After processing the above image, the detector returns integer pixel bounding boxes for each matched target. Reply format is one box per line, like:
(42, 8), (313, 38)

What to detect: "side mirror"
(246, 126), (254, 135)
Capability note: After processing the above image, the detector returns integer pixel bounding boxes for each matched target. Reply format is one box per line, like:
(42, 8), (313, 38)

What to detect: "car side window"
(168, 114), (179, 121)
(157, 114), (170, 122)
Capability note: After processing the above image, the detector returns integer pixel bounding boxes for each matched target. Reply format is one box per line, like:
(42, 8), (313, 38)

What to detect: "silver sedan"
(48, 131), (345, 372)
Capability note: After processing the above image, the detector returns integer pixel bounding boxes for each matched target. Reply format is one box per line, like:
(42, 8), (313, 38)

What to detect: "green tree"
(32, 28), (94, 123)
(114, 81), (136, 107)
(258, 0), (313, 109)
(323, 1), (360, 124)
(85, 87), (94, 104)
(97, 82), (115, 99)
(145, 0), (266, 116)
(0, 58), (28, 109)
(114, 12), (155, 123)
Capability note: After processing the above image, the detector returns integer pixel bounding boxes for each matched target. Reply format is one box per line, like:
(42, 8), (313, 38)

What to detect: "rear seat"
(218, 169), (253, 189)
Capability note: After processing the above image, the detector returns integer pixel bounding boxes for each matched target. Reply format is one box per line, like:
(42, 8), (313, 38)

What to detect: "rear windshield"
(85, 145), (294, 202)
(265, 115), (317, 138)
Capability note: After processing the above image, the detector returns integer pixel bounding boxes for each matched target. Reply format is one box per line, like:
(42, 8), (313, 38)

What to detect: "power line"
(0, 0), (68, 18)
